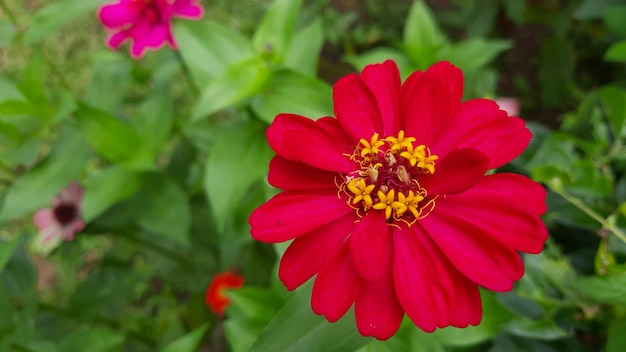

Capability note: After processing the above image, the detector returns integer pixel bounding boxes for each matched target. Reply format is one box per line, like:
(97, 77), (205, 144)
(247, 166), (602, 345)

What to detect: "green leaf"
(0, 126), (91, 223)
(605, 40), (626, 63)
(191, 58), (270, 121)
(136, 173), (191, 246)
(0, 21), (15, 48)
(403, 0), (446, 68)
(132, 87), (173, 154)
(284, 19), (324, 77)
(604, 5), (626, 37)
(252, 69), (333, 123)
(607, 314), (626, 352)
(174, 20), (253, 89)
(437, 39), (512, 72)
(574, 272), (626, 305)
(85, 51), (131, 112)
(162, 323), (209, 352)
(252, 0), (303, 62)
(345, 48), (413, 79)
(24, 0), (108, 43)
(249, 285), (369, 352)
(58, 327), (124, 352)
(1, 239), (37, 297)
(204, 121), (273, 230)
(82, 167), (142, 222)
(75, 103), (153, 169)
(504, 319), (568, 340)
(0, 239), (18, 273)
(599, 85), (626, 139)
(19, 50), (47, 104)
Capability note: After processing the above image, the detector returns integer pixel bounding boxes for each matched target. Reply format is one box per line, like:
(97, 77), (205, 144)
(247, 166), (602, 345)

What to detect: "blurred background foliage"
(1, 0), (626, 351)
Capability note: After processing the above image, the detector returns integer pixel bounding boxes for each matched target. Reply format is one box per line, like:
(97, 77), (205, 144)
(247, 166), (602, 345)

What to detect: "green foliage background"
(1, 0), (626, 351)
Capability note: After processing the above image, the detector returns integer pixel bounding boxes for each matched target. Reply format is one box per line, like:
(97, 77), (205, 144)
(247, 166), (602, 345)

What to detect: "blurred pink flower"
(494, 97), (520, 117)
(33, 182), (85, 242)
(98, 0), (204, 59)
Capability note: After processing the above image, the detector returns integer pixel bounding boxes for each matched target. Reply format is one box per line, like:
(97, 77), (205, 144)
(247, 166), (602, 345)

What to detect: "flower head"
(98, 0), (204, 59)
(205, 271), (244, 316)
(249, 61), (548, 340)
(33, 182), (85, 242)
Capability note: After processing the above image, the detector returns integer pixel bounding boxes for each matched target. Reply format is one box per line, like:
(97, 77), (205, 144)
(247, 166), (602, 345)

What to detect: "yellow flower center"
(341, 130), (438, 226)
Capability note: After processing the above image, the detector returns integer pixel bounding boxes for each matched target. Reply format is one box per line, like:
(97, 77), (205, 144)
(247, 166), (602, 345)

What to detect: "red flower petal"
(205, 271), (244, 316)
(401, 65), (452, 147)
(392, 225), (456, 331)
(249, 190), (352, 243)
(432, 99), (531, 169)
(360, 60), (402, 136)
(279, 214), (357, 290)
(456, 172), (547, 216)
(420, 148), (489, 196)
(349, 211), (390, 282)
(438, 175), (548, 254)
(420, 211), (525, 292)
(311, 242), (361, 322)
(282, 129), (357, 173)
(316, 116), (355, 152)
(268, 156), (339, 190)
(334, 73), (384, 142)
(98, 2), (142, 28)
(267, 113), (317, 159)
(354, 233), (404, 340)
(426, 61), (464, 114)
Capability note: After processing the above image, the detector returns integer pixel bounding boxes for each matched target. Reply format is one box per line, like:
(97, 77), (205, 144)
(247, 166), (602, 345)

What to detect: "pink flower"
(249, 61), (548, 340)
(33, 182), (85, 242)
(98, 0), (204, 59)
(494, 97), (520, 117)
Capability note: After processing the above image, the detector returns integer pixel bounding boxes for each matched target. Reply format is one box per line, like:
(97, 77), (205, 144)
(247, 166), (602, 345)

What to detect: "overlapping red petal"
(248, 59), (548, 340)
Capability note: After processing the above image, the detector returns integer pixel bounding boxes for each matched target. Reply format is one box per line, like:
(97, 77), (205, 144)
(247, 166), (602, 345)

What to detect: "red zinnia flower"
(205, 271), (244, 316)
(33, 182), (85, 242)
(249, 60), (548, 340)
(98, 0), (203, 59)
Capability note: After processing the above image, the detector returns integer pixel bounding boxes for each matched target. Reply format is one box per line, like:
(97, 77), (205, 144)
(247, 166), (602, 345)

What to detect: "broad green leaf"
(605, 40), (626, 63)
(75, 103), (153, 169)
(24, 0), (108, 43)
(162, 323), (209, 352)
(0, 286), (14, 335)
(58, 327), (124, 352)
(0, 240), (18, 273)
(191, 58), (270, 121)
(252, 0), (303, 62)
(604, 5), (626, 37)
(1, 239), (37, 297)
(284, 19), (324, 77)
(0, 126), (90, 223)
(437, 39), (512, 72)
(227, 287), (285, 321)
(17, 51), (47, 105)
(132, 88), (173, 153)
(355, 340), (393, 352)
(0, 76), (24, 102)
(431, 291), (514, 346)
(525, 133), (577, 172)
(0, 21), (15, 48)
(82, 167), (142, 222)
(573, 0), (610, 19)
(249, 285), (369, 352)
(607, 314), (626, 352)
(599, 85), (626, 139)
(403, 0), (446, 68)
(85, 51), (131, 112)
(174, 20), (253, 88)
(205, 122), (273, 230)
(136, 173), (191, 246)
(345, 48), (413, 79)
(251, 69), (333, 123)
(505, 319), (568, 340)
(573, 272), (626, 305)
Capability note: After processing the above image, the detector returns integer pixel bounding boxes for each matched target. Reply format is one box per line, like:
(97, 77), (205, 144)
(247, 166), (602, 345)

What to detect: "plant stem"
(552, 187), (626, 244)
